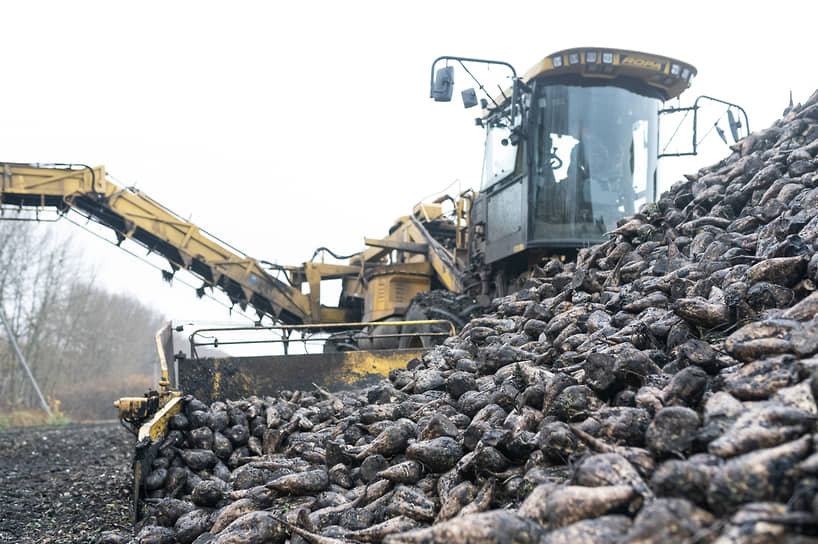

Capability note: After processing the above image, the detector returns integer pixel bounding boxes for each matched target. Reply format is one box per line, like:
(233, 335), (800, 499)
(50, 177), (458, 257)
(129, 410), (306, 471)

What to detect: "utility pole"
(0, 304), (51, 417)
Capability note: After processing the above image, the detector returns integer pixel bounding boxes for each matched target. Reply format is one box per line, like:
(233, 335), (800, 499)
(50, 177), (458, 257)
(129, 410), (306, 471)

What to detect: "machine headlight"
(602, 52), (614, 64)
(670, 64), (680, 76)
(568, 53), (580, 65)
(552, 56), (563, 68)
(585, 51), (598, 63)
(681, 68), (690, 80)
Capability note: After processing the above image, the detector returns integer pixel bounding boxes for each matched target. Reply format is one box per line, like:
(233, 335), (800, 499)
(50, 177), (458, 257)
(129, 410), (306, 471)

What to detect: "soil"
(0, 422), (134, 544)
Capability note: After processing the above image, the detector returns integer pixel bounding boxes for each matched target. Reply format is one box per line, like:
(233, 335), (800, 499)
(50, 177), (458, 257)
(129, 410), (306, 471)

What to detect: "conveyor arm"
(0, 162), (314, 323)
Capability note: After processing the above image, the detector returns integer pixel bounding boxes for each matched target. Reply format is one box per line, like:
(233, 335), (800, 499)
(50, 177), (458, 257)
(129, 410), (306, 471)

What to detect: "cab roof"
(524, 47), (697, 101)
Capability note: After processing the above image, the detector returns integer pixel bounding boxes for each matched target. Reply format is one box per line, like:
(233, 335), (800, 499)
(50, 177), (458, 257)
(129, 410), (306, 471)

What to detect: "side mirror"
(431, 66), (455, 102)
(727, 109), (742, 143)
(461, 88), (478, 109)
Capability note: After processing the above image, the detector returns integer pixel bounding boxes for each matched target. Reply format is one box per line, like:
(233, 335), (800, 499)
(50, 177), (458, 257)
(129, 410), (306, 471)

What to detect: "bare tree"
(0, 221), (166, 420)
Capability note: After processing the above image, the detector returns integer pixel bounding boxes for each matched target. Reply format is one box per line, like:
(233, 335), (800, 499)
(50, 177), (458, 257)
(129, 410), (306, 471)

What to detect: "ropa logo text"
(621, 56), (664, 71)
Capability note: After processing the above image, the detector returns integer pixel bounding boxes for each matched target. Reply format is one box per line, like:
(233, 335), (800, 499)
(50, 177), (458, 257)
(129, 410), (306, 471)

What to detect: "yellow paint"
(332, 349), (426, 385)
(412, 202), (443, 221)
(513, 243), (525, 254)
(365, 271), (431, 322)
(113, 397), (143, 418)
(137, 396), (183, 442)
(620, 56), (663, 71)
(213, 360), (221, 400)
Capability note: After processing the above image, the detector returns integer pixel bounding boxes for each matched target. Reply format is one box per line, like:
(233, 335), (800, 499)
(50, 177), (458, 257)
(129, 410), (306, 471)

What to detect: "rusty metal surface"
(178, 348), (425, 402)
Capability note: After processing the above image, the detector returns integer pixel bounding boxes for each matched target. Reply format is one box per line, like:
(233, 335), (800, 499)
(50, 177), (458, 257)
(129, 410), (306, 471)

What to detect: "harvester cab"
(431, 48), (749, 285)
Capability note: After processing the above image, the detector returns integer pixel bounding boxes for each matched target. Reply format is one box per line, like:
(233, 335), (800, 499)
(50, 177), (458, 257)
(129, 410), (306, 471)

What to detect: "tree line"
(0, 221), (166, 421)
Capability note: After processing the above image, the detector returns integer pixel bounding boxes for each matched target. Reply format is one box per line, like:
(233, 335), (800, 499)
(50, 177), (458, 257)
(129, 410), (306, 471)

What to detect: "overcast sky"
(1, 1), (816, 327)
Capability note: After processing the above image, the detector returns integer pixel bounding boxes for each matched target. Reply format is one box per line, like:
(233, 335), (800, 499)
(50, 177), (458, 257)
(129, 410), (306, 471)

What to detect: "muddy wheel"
(322, 341), (359, 353)
(399, 303), (436, 349)
(358, 318), (403, 350)
(399, 290), (481, 349)
(322, 332), (359, 353)
(460, 302), (485, 318)
(425, 306), (465, 329)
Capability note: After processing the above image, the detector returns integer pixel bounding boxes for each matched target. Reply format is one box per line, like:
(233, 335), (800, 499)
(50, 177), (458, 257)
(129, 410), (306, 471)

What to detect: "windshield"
(529, 84), (659, 245)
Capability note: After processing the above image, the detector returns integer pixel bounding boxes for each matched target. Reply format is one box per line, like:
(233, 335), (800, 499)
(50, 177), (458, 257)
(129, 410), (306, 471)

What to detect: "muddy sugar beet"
(105, 91), (818, 544)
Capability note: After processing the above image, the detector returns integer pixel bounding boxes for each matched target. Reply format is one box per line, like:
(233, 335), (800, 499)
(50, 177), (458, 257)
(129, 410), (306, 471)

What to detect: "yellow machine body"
(0, 163), (464, 327)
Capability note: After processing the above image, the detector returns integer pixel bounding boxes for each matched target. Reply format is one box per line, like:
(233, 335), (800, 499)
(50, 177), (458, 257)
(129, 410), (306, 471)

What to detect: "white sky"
(1, 1), (816, 328)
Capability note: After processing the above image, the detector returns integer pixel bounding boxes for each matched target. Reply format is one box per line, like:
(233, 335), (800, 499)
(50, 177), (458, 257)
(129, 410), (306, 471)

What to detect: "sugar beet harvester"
(0, 46), (747, 519)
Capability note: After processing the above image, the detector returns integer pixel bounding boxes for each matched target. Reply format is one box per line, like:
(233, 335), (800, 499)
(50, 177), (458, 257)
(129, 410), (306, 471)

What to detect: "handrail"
(188, 319), (456, 358)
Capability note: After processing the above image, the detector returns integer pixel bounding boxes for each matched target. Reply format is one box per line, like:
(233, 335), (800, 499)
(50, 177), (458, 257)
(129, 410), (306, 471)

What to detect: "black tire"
(398, 290), (480, 349)
(460, 302), (485, 318)
(322, 341), (358, 353)
(426, 306), (465, 329)
(322, 331), (359, 353)
(399, 303), (437, 349)
(362, 318), (403, 350)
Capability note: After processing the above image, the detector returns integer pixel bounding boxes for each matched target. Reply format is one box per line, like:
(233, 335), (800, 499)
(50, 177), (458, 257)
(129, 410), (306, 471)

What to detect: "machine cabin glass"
(530, 84), (660, 246)
(482, 116), (521, 188)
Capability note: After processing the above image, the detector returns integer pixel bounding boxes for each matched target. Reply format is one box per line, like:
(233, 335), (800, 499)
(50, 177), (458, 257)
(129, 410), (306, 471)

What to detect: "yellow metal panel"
(365, 237), (429, 254)
(137, 396), (183, 442)
(305, 262), (361, 280)
(364, 272), (431, 322)
(1, 163), (107, 196)
(317, 306), (349, 323)
(353, 218), (416, 265)
(412, 202), (443, 221)
(338, 349), (425, 385)
(405, 220), (464, 293)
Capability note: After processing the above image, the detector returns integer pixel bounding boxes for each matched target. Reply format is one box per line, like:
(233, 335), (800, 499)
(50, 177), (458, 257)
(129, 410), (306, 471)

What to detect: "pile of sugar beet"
(104, 91), (818, 544)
